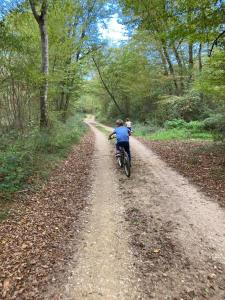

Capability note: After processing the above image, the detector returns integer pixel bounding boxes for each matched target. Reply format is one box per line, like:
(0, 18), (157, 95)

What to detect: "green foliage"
(135, 118), (212, 141)
(156, 92), (212, 124)
(91, 43), (165, 121)
(185, 120), (205, 131)
(94, 124), (110, 135)
(203, 114), (225, 141)
(142, 127), (212, 141)
(0, 114), (86, 194)
(195, 50), (225, 100)
(0, 0), (112, 133)
(91, 0), (224, 142)
(95, 113), (114, 126)
(164, 119), (187, 129)
(133, 122), (159, 136)
(164, 119), (205, 131)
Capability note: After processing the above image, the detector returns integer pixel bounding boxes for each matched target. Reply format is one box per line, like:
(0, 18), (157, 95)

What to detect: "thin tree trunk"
(92, 56), (123, 115)
(172, 44), (185, 92)
(162, 45), (179, 95)
(62, 94), (70, 122)
(59, 87), (65, 111)
(158, 48), (169, 76)
(198, 43), (203, 72)
(188, 42), (193, 80)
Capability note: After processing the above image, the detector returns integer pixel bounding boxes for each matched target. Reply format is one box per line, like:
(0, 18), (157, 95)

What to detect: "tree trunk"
(188, 42), (193, 80)
(172, 44), (185, 92)
(198, 43), (203, 72)
(38, 18), (48, 128)
(29, 0), (49, 129)
(162, 45), (179, 95)
(158, 48), (169, 76)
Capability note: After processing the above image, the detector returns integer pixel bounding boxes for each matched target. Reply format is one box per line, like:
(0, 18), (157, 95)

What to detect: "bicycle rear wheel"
(117, 155), (123, 168)
(124, 152), (131, 177)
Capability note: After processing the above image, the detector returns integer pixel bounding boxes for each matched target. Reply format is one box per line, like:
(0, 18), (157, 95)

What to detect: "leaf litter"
(137, 138), (225, 206)
(0, 131), (95, 299)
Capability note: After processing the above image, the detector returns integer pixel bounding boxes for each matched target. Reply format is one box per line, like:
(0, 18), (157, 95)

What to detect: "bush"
(156, 92), (212, 124)
(164, 119), (205, 132)
(133, 122), (159, 136)
(164, 119), (187, 129)
(185, 120), (205, 131)
(203, 114), (225, 141)
(0, 149), (34, 191)
(0, 114), (86, 194)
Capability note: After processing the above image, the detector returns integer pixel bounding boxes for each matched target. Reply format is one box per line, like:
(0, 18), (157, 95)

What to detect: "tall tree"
(29, 0), (49, 128)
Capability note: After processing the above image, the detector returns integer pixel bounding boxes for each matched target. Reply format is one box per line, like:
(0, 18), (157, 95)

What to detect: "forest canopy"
(0, 0), (224, 135)
(85, 1), (224, 131)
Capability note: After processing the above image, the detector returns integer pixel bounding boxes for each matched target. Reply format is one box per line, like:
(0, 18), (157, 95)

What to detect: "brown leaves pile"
(138, 138), (225, 206)
(0, 131), (95, 299)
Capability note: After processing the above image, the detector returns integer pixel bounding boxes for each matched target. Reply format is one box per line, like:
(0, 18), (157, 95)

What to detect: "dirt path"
(59, 124), (142, 299)
(122, 136), (225, 299)
(56, 123), (225, 299)
(130, 137), (225, 263)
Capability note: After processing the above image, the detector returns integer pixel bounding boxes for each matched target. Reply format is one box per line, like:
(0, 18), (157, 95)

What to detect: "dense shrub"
(185, 120), (205, 131)
(0, 114), (86, 193)
(164, 119), (187, 129)
(164, 119), (205, 131)
(203, 114), (225, 140)
(156, 92), (213, 124)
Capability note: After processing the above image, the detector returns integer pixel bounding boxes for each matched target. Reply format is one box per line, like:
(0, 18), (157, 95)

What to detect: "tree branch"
(40, 0), (48, 18)
(208, 30), (225, 57)
(29, 0), (48, 22)
(28, 0), (40, 22)
(92, 56), (123, 115)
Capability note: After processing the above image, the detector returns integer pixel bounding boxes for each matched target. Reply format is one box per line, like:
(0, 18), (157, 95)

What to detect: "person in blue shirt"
(108, 119), (131, 162)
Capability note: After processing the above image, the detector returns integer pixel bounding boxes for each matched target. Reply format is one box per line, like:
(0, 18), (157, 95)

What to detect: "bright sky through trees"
(99, 14), (129, 45)
(1, 1), (128, 45)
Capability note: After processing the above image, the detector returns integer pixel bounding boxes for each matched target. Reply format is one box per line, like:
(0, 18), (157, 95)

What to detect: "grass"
(134, 121), (213, 141)
(94, 124), (110, 135)
(140, 128), (213, 141)
(0, 113), (87, 219)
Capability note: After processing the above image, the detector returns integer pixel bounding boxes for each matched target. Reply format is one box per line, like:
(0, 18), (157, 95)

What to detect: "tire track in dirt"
(58, 124), (143, 300)
(51, 123), (225, 299)
(117, 136), (225, 299)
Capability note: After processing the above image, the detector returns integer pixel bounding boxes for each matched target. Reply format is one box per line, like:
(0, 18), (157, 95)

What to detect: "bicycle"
(109, 136), (131, 177)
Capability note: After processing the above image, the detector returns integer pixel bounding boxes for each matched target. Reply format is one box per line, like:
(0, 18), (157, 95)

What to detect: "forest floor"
(0, 132), (95, 299)
(1, 121), (225, 299)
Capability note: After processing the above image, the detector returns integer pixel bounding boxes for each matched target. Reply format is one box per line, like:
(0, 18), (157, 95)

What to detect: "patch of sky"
(0, 0), (23, 18)
(98, 13), (129, 47)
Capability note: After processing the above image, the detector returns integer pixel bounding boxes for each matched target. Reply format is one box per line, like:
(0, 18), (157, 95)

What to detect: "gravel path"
(122, 136), (225, 299)
(57, 122), (225, 299)
(60, 124), (142, 299)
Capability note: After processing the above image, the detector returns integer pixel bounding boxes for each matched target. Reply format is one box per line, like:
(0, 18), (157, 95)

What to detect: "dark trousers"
(116, 141), (131, 161)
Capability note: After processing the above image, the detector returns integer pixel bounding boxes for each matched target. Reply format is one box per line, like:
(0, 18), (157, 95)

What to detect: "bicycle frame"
(109, 135), (131, 177)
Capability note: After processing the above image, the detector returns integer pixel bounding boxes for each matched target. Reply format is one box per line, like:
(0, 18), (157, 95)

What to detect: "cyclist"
(108, 119), (131, 162)
(125, 118), (132, 132)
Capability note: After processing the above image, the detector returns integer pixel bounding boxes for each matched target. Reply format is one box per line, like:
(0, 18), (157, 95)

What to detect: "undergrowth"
(0, 114), (87, 203)
(134, 119), (213, 141)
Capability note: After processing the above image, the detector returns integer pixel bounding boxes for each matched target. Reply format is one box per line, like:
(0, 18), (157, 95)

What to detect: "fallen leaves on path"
(0, 131), (95, 299)
(138, 138), (225, 206)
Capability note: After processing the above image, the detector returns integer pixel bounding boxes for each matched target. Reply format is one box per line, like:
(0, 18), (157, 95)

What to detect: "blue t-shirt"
(113, 126), (130, 142)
